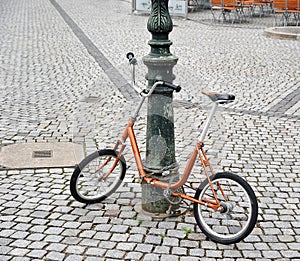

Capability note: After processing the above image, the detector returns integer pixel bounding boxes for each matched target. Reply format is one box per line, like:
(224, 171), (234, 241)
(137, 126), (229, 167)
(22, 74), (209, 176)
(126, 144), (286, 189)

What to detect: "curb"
(264, 26), (300, 40)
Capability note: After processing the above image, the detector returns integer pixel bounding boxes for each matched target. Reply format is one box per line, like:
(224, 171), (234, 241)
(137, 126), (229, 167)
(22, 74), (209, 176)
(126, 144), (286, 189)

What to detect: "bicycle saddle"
(202, 89), (235, 104)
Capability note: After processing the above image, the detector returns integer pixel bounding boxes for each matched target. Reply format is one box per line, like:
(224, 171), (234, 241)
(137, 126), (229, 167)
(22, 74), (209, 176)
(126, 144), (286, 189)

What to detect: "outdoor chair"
(211, 0), (246, 23)
(241, 0), (274, 17)
(274, 0), (300, 25)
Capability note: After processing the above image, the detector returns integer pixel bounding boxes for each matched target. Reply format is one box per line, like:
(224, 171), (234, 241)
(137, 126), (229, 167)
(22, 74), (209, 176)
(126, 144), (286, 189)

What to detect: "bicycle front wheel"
(194, 172), (258, 244)
(70, 149), (126, 204)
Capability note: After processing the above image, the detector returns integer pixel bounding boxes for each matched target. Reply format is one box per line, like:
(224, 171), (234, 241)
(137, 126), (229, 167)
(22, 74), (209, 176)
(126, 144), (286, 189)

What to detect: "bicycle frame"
(109, 89), (224, 212)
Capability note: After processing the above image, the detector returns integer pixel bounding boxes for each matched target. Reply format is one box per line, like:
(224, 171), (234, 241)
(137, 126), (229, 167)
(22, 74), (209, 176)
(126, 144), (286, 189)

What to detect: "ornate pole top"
(147, 0), (173, 39)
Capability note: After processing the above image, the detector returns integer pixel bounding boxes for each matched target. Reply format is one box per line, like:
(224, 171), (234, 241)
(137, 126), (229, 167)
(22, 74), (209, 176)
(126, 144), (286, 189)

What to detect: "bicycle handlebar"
(162, 81), (181, 92)
(140, 81), (181, 97)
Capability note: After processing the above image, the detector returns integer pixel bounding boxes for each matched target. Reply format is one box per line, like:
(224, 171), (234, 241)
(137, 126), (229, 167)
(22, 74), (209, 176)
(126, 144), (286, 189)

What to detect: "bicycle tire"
(70, 149), (126, 204)
(193, 172), (258, 244)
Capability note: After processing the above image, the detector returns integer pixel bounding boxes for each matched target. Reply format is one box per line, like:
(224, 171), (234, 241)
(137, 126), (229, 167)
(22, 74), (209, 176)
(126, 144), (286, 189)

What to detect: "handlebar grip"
(162, 81), (181, 92)
(126, 52), (134, 61)
(126, 52), (137, 65)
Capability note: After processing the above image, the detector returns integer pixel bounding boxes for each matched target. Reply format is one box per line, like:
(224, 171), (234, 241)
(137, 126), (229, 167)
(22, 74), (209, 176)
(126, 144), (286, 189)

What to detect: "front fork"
(97, 140), (126, 181)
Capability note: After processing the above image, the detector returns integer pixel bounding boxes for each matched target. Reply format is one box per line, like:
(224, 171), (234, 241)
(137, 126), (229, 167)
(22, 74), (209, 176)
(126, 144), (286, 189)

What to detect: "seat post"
(199, 102), (219, 142)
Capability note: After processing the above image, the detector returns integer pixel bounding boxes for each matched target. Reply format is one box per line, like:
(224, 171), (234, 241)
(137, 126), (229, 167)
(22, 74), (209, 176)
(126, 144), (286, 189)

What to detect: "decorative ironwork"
(147, 0), (173, 34)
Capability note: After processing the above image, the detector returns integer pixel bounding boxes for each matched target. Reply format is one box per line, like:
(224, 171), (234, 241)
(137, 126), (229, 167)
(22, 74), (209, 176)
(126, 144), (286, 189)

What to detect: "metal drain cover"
(0, 142), (84, 169)
(81, 96), (101, 103)
(33, 150), (53, 158)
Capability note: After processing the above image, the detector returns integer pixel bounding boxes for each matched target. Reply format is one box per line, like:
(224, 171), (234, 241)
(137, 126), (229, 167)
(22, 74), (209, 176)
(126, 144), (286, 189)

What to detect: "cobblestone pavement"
(0, 0), (300, 260)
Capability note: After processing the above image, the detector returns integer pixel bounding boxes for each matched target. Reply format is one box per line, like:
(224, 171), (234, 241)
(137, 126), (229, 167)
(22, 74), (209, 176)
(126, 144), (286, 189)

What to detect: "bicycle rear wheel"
(193, 172), (258, 244)
(70, 149), (126, 204)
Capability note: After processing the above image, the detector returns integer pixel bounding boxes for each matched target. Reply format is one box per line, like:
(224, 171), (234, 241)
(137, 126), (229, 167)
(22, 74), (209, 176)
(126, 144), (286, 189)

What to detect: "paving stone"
(189, 248), (205, 256)
(110, 233), (129, 242)
(0, 230), (15, 238)
(143, 253), (160, 260)
(63, 221), (81, 229)
(206, 250), (223, 258)
(149, 228), (166, 235)
(62, 229), (81, 237)
(30, 211), (50, 219)
(144, 235), (162, 245)
(65, 245), (86, 255)
(0, 255), (12, 261)
(61, 236), (81, 245)
(262, 250), (282, 259)
(10, 240), (31, 248)
(64, 255), (83, 261)
(116, 242), (136, 251)
(124, 251), (144, 260)
(281, 250), (300, 259)
(135, 244), (154, 253)
(160, 254), (179, 261)
(201, 240), (217, 250)
(47, 220), (65, 227)
(223, 250), (243, 258)
(85, 258), (105, 261)
(105, 249), (125, 259)
(44, 251), (66, 261)
(27, 249), (47, 259)
(180, 257), (200, 261)
(242, 250), (263, 258)
(10, 231), (29, 240)
(94, 224), (112, 232)
(110, 224), (129, 233)
(129, 226), (147, 234)
(29, 225), (47, 233)
(168, 229), (188, 239)
(0, 246), (12, 255)
(0, 238), (13, 246)
(27, 241), (48, 250)
(44, 235), (64, 243)
(128, 234), (144, 242)
(44, 227), (64, 235)
(93, 231), (111, 240)
(85, 245), (106, 255)
(158, 221), (176, 229)
(172, 247), (187, 256)
(154, 245), (171, 254)
(99, 241), (117, 250)
(9, 248), (30, 256)
(45, 243), (67, 252)
(10, 258), (31, 261)
(287, 242), (300, 250)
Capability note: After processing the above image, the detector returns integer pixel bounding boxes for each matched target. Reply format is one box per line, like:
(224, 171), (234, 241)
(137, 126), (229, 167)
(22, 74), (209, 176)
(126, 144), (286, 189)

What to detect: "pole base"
(134, 202), (184, 219)
(141, 172), (182, 214)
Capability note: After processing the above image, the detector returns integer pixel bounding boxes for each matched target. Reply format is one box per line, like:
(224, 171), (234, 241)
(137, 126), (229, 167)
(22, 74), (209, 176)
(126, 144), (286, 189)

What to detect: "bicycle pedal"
(169, 210), (181, 216)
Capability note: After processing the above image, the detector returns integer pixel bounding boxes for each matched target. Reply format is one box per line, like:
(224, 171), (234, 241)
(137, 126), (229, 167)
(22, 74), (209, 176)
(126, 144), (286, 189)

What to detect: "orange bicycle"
(70, 58), (258, 245)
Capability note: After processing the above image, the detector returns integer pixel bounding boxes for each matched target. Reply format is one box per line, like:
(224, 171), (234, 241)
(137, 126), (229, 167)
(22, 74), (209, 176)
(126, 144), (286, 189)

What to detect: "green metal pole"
(142, 0), (179, 213)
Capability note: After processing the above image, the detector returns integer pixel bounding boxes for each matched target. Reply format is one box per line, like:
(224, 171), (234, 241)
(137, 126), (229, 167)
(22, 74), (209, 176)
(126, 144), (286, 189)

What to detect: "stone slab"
(0, 142), (84, 169)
